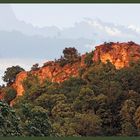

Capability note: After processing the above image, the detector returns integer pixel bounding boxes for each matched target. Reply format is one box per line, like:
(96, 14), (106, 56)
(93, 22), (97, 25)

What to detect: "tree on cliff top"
(56, 47), (81, 67)
(84, 51), (94, 67)
(31, 63), (39, 71)
(3, 65), (25, 85)
(63, 47), (80, 62)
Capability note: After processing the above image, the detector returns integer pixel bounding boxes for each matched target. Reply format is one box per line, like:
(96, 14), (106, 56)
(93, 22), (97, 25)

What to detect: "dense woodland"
(1, 46), (140, 136)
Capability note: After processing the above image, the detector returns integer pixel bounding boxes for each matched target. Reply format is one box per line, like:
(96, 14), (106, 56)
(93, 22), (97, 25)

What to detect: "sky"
(0, 4), (140, 84)
(11, 4), (140, 28)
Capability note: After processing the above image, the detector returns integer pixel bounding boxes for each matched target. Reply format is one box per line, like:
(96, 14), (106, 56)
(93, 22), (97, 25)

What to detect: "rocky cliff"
(12, 56), (86, 97)
(93, 42), (140, 69)
(13, 42), (140, 97)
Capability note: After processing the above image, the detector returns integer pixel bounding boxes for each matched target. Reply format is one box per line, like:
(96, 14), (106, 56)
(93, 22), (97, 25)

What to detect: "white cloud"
(128, 25), (140, 33)
(87, 19), (104, 30)
(105, 26), (121, 36)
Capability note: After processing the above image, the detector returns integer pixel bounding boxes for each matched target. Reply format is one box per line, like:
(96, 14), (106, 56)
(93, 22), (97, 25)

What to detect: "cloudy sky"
(0, 4), (140, 84)
(11, 4), (140, 28)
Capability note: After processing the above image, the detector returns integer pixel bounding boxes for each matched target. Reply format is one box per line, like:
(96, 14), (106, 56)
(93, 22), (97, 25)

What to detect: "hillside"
(12, 41), (140, 97)
(1, 41), (140, 136)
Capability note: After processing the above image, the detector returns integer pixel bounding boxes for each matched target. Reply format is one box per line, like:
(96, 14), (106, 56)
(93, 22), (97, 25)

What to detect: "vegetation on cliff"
(55, 47), (81, 67)
(3, 66), (25, 86)
(0, 42), (140, 136)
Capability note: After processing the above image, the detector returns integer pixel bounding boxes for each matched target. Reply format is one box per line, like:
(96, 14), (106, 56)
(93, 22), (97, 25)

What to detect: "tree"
(75, 113), (102, 136)
(15, 103), (52, 136)
(94, 94), (113, 136)
(84, 51), (94, 67)
(63, 47), (80, 62)
(82, 62), (122, 135)
(103, 42), (114, 47)
(3, 66), (25, 85)
(52, 118), (78, 136)
(51, 102), (74, 119)
(73, 87), (95, 113)
(59, 77), (86, 102)
(120, 100), (137, 136)
(51, 103), (76, 136)
(56, 47), (80, 66)
(31, 63), (39, 71)
(116, 61), (140, 93)
(0, 101), (22, 136)
(35, 93), (67, 114)
(83, 61), (118, 97)
(134, 106), (140, 135)
(24, 106), (52, 136)
(22, 73), (41, 101)
(126, 90), (140, 107)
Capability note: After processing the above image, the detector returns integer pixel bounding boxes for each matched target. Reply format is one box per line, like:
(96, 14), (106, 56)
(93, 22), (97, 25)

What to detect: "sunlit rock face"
(12, 71), (27, 96)
(13, 60), (84, 97)
(13, 42), (140, 99)
(93, 42), (140, 69)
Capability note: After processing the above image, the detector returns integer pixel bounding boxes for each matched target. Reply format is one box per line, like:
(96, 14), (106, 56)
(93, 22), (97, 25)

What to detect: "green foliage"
(63, 47), (80, 62)
(84, 51), (94, 67)
(116, 61), (140, 93)
(31, 63), (39, 71)
(134, 106), (140, 135)
(75, 113), (102, 136)
(51, 103), (74, 119)
(73, 87), (95, 113)
(24, 106), (52, 136)
(120, 100), (137, 136)
(56, 47), (81, 67)
(35, 93), (66, 113)
(15, 103), (52, 136)
(3, 65), (25, 85)
(128, 41), (136, 46)
(22, 73), (42, 101)
(52, 118), (77, 136)
(103, 42), (114, 47)
(4, 57), (140, 136)
(59, 77), (86, 102)
(78, 67), (86, 78)
(0, 101), (22, 136)
(3, 87), (17, 104)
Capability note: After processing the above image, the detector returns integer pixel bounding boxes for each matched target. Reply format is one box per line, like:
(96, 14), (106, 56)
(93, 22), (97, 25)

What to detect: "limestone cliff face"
(93, 42), (140, 69)
(13, 42), (140, 97)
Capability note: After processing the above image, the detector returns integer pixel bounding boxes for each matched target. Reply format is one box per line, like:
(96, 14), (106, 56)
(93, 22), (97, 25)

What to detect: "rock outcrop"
(93, 42), (140, 69)
(12, 57), (86, 97)
(13, 42), (140, 97)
